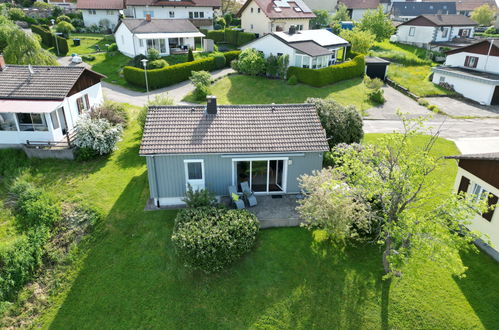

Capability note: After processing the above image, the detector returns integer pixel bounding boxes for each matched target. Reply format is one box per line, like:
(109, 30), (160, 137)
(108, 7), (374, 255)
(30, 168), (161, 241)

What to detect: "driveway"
(366, 86), (445, 120)
(425, 97), (499, 118)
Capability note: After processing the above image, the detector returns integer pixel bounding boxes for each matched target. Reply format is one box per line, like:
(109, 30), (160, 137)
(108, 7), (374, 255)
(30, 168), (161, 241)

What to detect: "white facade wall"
(128, 5), (214, 19)
(453, 167), (499, 252)
(82, 9), (121, 29)
(241, 35), (296, 61)
(445, 52), (499, 74)
(432, 71), (496, 105)
(0, 83), (103, 146)
(115, 23), (137, 57)
(396, 25), (435, 46)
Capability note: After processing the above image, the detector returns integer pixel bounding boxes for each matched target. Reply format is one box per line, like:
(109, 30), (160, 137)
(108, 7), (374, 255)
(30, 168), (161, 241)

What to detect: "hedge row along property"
(124, 51), (240, 89)
(287, 54), (366, 87)
(199, 28), (257, 47)
(31, 24), (69, 56)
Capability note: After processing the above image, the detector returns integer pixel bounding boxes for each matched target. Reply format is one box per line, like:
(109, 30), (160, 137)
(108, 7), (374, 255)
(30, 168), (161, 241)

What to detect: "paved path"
(425, 96), (499, 118)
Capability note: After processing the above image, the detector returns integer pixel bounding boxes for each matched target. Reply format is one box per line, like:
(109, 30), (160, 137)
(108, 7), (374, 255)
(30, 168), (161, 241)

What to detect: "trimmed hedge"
(56, 35), (69, 56)
(124, 51), (241, 89)
(31, 24), (69, 56)
(287, 55), (365, 87)
(237, 32), (256, 46)
(205, 29), (256, 46)
(206, 30), (225, 43)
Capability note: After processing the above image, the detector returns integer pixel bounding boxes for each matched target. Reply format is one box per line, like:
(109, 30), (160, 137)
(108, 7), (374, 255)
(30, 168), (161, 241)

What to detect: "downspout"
(152, 156), (161, 208)
(484, 39), (494, 72)
(132, 33), (137, 56)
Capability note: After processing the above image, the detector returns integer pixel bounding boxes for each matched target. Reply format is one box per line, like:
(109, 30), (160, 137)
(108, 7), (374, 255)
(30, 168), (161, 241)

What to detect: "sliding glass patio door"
(234, 159), (286, 194)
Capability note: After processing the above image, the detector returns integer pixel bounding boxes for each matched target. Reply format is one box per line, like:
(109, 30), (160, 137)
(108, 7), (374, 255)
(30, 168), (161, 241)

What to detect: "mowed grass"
(1, 112), (498, 328)
(86, 52), (138, 90)
(184, 75), (376, 112)
(48, 33), (114, 56)
(387, 64), (452, 97)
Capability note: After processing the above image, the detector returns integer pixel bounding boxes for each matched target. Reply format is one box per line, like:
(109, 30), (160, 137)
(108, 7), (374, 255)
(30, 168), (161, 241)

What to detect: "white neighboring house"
(448, 153), (499, 260)
(0, 56), (104, 148)
(77, 0), (124, 30)
(396, 14), (478, 49)
(301, 0), (338, 13)
(337, 0), (386, 21)
(237, 0), (316, 37)
(125, 0), (221, 30)
(241, 29), (349, 69)
(432, 39), (499, 105)
(48, 0), (77, 9)
(114, 17), (205, 57)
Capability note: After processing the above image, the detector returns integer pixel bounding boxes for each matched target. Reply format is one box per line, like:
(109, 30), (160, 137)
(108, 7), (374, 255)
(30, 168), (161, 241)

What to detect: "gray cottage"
(140, 97), (329, 207)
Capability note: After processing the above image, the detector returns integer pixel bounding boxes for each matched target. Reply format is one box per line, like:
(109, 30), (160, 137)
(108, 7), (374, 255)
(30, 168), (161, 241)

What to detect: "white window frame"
(169, 11), (175, 18)
(231, 157), (288, 194)
(471, 183), (488, 202)
(184, 159), (205, 191)
(409, 27), (415, 37)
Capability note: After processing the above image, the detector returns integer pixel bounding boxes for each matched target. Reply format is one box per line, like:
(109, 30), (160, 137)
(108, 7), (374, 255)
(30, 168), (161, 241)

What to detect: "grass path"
(1, 113), (497, 328)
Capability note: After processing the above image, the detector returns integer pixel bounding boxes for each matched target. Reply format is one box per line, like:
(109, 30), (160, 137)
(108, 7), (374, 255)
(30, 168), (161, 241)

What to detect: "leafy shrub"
(187, 48), (194, 62)
(323, 143), (364, 168)
(183, 185), (218, 208)
(368, 88), (385, 104)
(129, 54), (148, 68)
(33, 1), (54, 9)
(108, 42), (117, 51)
(287, 55), (365, 87)
(56, 15), (71, 23)
(82, 54), (95, 61)
(172, 207), (259, 272)
(73, 115), (123, 156)
(484, 26), (497, 34)
(71, 18), (84, 28)
(418, 98), (429, 107)
(74, 147), (99, 161)
(190, 70), (212, 101)
(90, 100), (129, 127)
(55, 36), (69, 56)
(428, 104), (442, 113)
(138, 93), (174, 131)
(223, 50), (240, 66)
(212, 53), (226, 69)
(8, 8), (25, 21)
(147, 48), (161, 60)
(364, 76), (383, 90)
(55, 21), (75, 38)
(265, 54), (278, 78)
(287, 75), (298, 85)
(10, 180), (61, 230)
(148, 59), (168, 69)
(237, 48), (265, 76)
(306, 98), (364, 148)
(31, 25), (53, 47)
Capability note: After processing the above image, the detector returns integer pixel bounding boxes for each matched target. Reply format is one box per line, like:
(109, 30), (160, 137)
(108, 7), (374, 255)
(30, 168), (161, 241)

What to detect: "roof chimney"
(146, 14), (151, 22)
(0, 55), (5, 71)
(288, 25), (296, 35)
(206, 95), (217, 115)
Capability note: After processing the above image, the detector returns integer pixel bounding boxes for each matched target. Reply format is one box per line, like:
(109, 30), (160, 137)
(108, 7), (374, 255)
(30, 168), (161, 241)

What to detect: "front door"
(184, 160), (205, 191)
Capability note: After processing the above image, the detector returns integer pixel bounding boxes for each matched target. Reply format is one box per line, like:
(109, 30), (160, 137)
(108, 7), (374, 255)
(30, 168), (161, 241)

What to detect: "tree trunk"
(383, 237), (392, 274)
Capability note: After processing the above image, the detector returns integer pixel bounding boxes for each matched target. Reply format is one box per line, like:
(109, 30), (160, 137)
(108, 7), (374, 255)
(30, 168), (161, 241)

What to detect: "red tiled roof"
(339, 0), (380, 9)
(238, 0), (316, 19)
(125, 0), (221, 7)
(77, 0), (124, 9)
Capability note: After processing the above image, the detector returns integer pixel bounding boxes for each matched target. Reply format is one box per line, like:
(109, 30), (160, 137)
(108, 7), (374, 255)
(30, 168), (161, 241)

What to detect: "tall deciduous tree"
(332, 3), (350, 22)
(4, 29), (58, 65)
(298, 116), (489, 277)
(311, 10), (332, 29)
(471, 4), (496, 26)
(357, 6), (395, 41)
(340, 27), (375, 54)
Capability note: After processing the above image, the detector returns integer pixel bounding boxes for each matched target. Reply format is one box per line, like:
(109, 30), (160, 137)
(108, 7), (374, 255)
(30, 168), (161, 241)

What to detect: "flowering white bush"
(73, 115), (123, 155)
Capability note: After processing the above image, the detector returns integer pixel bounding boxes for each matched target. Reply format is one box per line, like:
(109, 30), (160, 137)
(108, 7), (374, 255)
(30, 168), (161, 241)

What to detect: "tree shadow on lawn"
(47, 173), (387, 329)
(453, 250), (499, 329)
(114, 129), (145, 169)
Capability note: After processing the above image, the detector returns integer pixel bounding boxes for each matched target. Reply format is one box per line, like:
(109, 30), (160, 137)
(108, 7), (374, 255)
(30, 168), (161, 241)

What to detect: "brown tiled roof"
(424, 0), (497, 12)
(140, 104), (329, 155)
(238, 0), (316, 19)
(286, 41), (333, 56)
(119, 19), (200, 33)
(447, 152), (499, 161)
(77, 0), (124, 9)
(339, 0), (379, 9)
(0, 65), (104, 100)
(126, 0), (221, 7)
(189, 18), (214, 28)
(400, 14), (478, 26)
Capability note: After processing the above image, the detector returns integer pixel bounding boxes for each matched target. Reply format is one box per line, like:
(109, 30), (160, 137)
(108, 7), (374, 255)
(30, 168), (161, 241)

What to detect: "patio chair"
(240, 181), (257, 207)
(228, 186), (245, 209)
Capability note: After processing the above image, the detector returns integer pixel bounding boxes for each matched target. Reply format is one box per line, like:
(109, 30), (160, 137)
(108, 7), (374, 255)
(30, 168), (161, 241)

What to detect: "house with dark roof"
(124, 0), (220, 29)
(424, 0), (497, 17)
(77, 0), (125, 30)
(396, 14), (478, 49)
(140, 97), (329, 207)
(432, 39), (499, 105)
(237, 0), (316, 37)
(447, 152), (499, 259)
(240, 29), (349, 68)
(0, 56), (105, 148)
(337, 0), (389, 21)
(391, 2), (457, 22)
(114, 17), (205, 57)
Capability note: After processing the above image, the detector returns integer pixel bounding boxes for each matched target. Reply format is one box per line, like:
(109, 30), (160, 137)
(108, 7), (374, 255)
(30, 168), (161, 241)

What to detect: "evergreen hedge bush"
(287, 55), (365, 87)
(206, 30), (225, 42)
(31, 25), (53, 47)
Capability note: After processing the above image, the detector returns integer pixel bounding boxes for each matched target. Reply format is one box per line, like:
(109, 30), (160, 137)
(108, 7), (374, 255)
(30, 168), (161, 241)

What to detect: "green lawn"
(1, 111), (498, 327)
(48, 33), (115, 56)
(369, 41), (434, 66)
(387, 64), (452, 97)
(86, 52), (138, 90)
(184, 75), (376, 113)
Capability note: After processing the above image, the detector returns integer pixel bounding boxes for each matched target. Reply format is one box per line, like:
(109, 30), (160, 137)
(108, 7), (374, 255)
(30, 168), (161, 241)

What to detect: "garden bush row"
(124, 51), (241, 89)
(31, 24), (69, 55)
(203, 29), (256, 46)
(287, 54), (365, 87)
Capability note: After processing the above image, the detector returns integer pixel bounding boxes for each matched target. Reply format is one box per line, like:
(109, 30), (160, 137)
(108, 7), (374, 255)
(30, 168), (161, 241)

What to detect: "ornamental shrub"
(187, 48), (194, 62)
(138, 93), (174, 131)
(237, 48), (265, 76)
(183, 185), (218, 208)
(368, 88), (385, 104)
(31, 25), (53, 47)
(8, 8), (25, 21)
(147, 48), (161, 60)
(55, 35), (69, 56)
(172, 207), (259, 273)
(108, 42), (118, 51)
(223, 50), (240, 65)
(190, 70), (212, 101)
(287, 54), (365, 87)
(90, 100), (129, 127)
(306, 98), (364, 148)
(212, 52), (226, 69)
(56, 15), (71, 23)
(73, 115), (123, 156)
(287, 75), (298, 85)
(148, 59), (168, 69)
(265, 54), (279, 78)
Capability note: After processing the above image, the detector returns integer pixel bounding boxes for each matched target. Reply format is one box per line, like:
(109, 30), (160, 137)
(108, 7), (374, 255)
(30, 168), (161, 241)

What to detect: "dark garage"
(365, 56), (390, 81)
